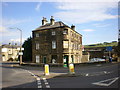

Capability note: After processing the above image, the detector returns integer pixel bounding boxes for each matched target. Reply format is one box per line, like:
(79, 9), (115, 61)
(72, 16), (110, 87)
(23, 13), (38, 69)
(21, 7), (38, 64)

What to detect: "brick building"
(32, 16), (82, 64)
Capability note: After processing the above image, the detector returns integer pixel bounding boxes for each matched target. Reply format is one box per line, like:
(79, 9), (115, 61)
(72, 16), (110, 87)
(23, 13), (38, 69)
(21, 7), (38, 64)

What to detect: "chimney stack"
(42, 17), (48, 25)
(50, 16), (55, 25)
(71, 25), (75, 30)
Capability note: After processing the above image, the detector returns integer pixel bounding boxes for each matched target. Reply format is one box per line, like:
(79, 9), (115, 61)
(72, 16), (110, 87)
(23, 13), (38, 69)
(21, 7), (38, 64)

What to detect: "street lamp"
(9, 27), (23, 65)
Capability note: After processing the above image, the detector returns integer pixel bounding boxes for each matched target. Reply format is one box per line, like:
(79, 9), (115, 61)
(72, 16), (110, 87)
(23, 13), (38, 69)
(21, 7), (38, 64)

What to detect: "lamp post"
(9, 27), (23, 65)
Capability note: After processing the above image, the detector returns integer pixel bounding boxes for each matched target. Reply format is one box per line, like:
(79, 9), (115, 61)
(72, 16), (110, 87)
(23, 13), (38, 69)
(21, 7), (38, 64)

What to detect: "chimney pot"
(71, 25), (75, 30)
(42, 17), (48, 25)
(50, 16), (55, 25)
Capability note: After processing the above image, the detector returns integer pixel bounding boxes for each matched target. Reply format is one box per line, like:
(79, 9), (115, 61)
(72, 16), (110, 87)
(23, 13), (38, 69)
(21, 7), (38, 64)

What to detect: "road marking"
(21, 69), (51, 88)
(37, 77), (42, 88)
(92, 77), (119, 86)
(42, 78), (50, 88)
(85, 73), (89, 76)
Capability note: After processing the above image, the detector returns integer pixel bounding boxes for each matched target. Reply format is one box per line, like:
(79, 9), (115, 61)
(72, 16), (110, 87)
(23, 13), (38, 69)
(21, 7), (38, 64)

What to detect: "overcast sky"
(0, 0), (119, 45)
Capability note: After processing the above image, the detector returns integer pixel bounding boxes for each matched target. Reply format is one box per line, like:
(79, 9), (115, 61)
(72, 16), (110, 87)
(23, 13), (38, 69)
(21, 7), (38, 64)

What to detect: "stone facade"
(32, 16), (82, 64)
(0, 44), (20, 61)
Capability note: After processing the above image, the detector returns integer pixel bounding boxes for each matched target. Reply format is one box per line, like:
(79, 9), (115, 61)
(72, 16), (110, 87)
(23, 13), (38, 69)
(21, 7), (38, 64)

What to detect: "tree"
(22, 37), (32, 62)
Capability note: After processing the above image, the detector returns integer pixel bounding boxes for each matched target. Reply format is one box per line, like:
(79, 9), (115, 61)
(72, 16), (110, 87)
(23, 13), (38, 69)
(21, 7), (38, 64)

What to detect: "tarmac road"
(1, 62), (120, 89)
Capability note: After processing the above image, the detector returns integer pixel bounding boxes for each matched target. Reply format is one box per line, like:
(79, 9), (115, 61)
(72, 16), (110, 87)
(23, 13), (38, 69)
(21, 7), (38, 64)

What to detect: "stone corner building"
(32, 16), (83, 64)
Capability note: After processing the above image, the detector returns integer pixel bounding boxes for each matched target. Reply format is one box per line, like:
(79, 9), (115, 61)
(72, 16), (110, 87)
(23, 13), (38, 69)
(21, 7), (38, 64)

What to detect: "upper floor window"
(63, 29), (68, 34)
(52, 31), (56, 35)
(36, 43), (39, 50)
(52, 41), (56, 49)
(36, 33), (39, 37)
(63, 41), (68, 48)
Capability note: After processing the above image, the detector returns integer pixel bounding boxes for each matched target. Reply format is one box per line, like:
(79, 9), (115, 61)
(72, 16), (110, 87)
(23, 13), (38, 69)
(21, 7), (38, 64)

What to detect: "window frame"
(52, 41), (56, 49)
(36, 33), (39, 37)
(63, 29), (68, 35)
(35, 43), (40, 50)
(35, 55), (40, 63)
(52, 31), (56, 35)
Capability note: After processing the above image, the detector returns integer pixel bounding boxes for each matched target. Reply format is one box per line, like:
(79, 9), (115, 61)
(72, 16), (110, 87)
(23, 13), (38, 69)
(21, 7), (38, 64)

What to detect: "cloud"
(92, 23), (110, 27)
(35, 2), (42, 12)
(10, 38), (26, 43)
(2, 18), (32, 26)
(0, 26), (8, 33)
(0, 26), (20, 36)
(0, 26), (26, 44)
(54, 2), (118, 24)
(2, 2), (8, 6)
(81, 29), (95, 32)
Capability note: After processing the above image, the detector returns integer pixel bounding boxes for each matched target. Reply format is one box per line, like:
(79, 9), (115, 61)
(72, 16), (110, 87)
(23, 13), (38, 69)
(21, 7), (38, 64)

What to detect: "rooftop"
(33, 21), (69, 31)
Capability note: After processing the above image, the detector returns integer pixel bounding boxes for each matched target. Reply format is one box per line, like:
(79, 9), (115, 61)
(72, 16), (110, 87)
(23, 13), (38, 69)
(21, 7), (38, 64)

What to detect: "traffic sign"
(106, 46), (112, 51)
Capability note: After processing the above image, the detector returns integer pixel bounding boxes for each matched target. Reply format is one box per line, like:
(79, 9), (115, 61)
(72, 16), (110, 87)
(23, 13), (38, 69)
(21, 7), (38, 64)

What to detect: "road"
(1, 62), (120, 89)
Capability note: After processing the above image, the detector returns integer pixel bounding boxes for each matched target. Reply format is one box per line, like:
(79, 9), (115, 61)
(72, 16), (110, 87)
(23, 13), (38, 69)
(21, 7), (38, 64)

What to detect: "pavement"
(11, 61), (119, 79)
(11, 64), (68, 79)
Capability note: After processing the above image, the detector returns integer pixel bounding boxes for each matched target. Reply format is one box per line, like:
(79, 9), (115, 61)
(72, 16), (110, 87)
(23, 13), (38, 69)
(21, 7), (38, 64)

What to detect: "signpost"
(106, 46), (112, 62)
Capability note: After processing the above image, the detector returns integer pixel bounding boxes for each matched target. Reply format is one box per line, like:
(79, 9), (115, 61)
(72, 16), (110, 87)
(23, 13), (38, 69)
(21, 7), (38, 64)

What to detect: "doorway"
(43, 56), (47, 64)
(63, 55), (69, 66)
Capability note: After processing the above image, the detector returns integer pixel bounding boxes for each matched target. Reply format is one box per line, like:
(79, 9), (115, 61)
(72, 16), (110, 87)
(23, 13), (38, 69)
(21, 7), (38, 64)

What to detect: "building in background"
(0, 43), (20, 61)
(32, 16), (83, 64)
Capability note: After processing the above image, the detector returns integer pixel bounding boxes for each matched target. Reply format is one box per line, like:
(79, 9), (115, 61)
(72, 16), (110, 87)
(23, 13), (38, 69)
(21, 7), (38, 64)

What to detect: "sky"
(0, 0), (119, 45)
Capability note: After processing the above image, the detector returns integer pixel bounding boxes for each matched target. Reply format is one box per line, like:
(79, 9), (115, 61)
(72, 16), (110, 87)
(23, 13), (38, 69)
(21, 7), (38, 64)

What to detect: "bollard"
(69, 63), (75, 74)
(44, 64), (49, 75)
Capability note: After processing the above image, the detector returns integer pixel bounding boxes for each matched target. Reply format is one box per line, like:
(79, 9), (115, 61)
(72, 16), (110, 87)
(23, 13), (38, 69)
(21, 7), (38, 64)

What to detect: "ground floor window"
(51, 55), (57, 63)
(36, 55), (40, 63)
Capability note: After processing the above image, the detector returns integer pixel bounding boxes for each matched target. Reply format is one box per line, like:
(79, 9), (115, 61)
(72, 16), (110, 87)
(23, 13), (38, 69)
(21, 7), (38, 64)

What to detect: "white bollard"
(69, 63), (75, 74)
(44, 64), (49, 75)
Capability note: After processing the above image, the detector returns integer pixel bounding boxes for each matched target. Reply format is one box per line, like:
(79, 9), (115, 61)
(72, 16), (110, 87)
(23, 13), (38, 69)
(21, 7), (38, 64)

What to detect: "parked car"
(89, 58), (105, 62)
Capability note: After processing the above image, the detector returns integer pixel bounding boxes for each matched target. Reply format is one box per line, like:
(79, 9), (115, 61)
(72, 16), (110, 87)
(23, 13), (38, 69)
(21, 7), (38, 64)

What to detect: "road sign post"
(44, 64), (49, 75)
(106, 46), (112, 57)
(69, 63), (75, 74)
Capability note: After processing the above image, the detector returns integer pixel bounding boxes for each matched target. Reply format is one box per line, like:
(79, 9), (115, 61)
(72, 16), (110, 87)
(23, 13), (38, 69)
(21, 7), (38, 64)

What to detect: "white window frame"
(63, 41), (69, 48)
(36, 33), (39, 37)
(36, 43), (39, 50)
(63, 29), (68, 34)
(36, 55), (40, 63)
(52, 41), (56, 49)
(52, 31), (56, 35)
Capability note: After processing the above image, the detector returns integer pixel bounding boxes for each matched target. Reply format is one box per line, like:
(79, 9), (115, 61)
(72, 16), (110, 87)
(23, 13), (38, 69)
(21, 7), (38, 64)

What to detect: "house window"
(63, 29), (68, 34)
(36, 55), (40, 63)
(36, 33), (39, 37)
(52, 41), (56, 49)
(52, 31), (56, 35)
(36, 43), (39, 50)
(63, 41), (68, 48)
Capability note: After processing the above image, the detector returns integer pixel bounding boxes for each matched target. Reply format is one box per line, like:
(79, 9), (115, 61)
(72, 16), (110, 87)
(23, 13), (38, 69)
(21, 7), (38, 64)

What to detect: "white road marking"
(46, 85), (50, 88)
(92, 77), (119, 86)
(21, 69), (51, 88)
(37, 78), (40, 80)
(42, 78), (50, 88)
(42, 78), (46, 80)
(38, 85), (42, 88)
(86, 73), (89, 76)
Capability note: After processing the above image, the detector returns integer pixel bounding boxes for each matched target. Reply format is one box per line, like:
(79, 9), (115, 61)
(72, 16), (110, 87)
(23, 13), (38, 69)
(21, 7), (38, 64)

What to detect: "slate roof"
(33, 21), (69, 31)
(1, 44), (20, 49)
